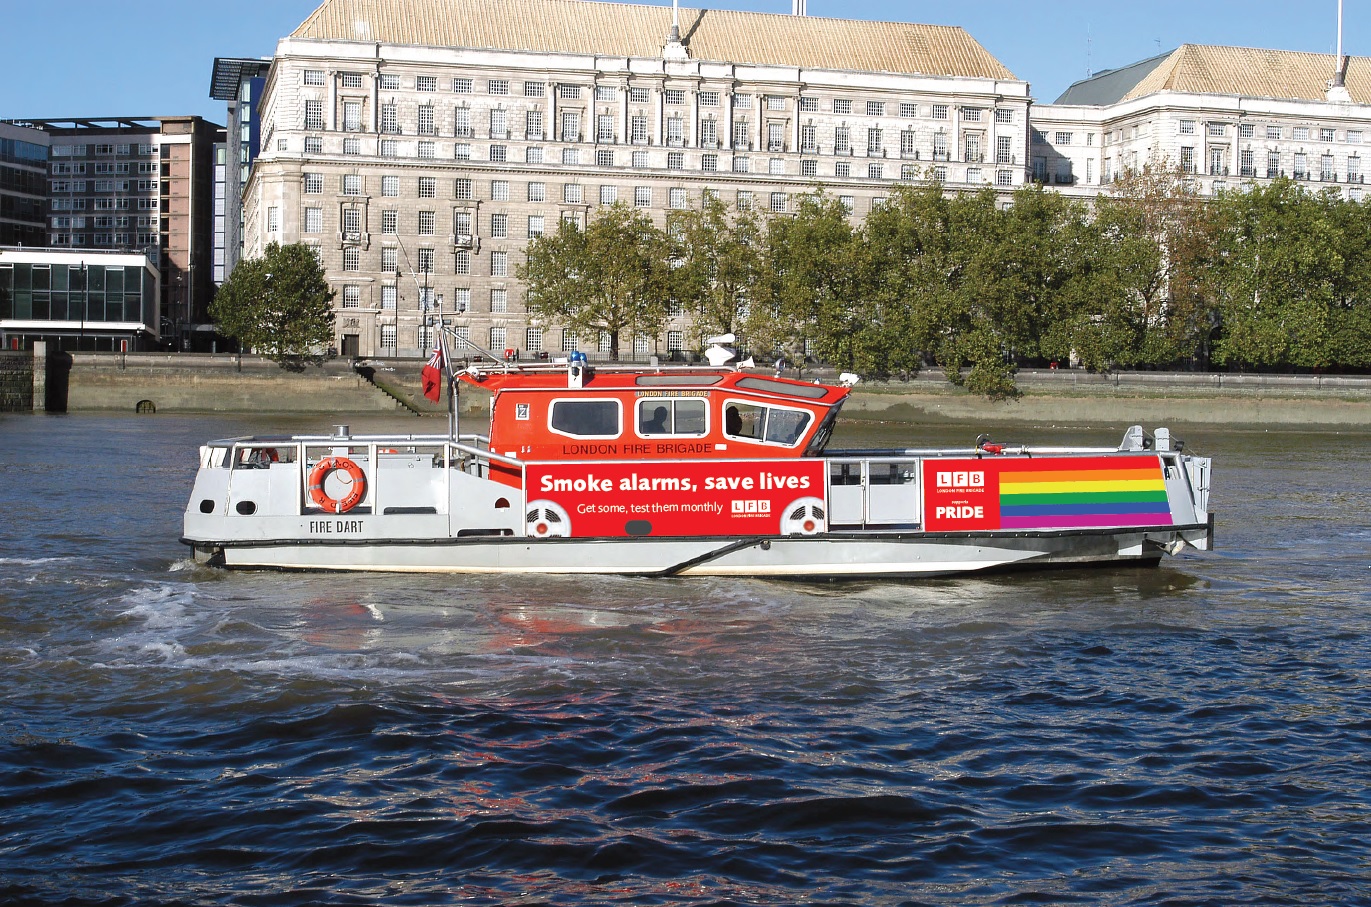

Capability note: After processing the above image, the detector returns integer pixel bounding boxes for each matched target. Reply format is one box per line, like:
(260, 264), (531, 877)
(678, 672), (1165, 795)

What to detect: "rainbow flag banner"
(922, 456), (1174, 531)
(998, 457), (1173, 529)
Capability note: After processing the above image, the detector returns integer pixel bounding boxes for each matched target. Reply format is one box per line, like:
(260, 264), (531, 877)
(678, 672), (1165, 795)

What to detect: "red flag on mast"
(421, 346), (444, 402)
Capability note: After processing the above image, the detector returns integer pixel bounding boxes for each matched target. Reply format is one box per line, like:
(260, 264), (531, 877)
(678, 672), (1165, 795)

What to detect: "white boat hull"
(192, 521), (1213, 577)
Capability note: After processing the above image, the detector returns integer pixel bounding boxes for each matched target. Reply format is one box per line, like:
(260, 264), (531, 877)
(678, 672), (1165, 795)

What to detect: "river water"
(1, 412), (1368, 905)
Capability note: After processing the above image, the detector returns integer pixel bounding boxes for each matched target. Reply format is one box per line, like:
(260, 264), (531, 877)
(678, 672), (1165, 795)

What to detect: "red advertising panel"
(923, 456), (1173, 532)
(524, 460), (828, 538)
(922, 460), (1001, 531)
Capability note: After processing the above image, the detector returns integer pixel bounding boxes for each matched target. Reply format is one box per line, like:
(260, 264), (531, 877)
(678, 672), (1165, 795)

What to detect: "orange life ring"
(308, 456), (367, 513)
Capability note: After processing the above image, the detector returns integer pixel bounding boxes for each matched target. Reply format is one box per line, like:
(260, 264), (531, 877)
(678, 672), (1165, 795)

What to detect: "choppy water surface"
(1, 413), (1368, 905)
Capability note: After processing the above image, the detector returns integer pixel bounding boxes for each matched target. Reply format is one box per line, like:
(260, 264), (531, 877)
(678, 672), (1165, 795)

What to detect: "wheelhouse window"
(550, 400), (621, 438)
(637, 398), (707, 437)
(723, 401), (811, 446)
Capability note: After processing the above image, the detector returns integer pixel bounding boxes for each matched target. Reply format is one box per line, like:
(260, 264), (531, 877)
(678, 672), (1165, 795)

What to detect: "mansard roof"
(290, 0), (1017, 80)
(1054, 44), (1371, 106)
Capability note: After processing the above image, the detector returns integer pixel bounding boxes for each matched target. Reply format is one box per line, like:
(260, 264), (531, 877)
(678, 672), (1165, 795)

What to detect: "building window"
(564, 183), (583, 204)
(932, 104), (948, 120)
(416, 247), (433, 273)
(382, 247), (397, 272)
(489, 145), (507, 162)
(867, 127), (882, 153)
(635, 186), (652, 207)
(1208, 123), (1226, 137)
(379, 139), (397, 157)
(304, 100), (325, 130)
(488, 79), (510, 95)
(630, 86), (650, 104)
(1239, 123), (1255, 138)
(342, 174), (362, 195)
(490, 288), (508, 313)
(736, 190), (752, 210)
(560, 111), (580, 142)
(996, 169), (1012, 185)
(416, 104), (435, 136)
(600, 184), (618, 204)
(343, 249), (361, 271)
(631, 114), (649, 144)
(378, 73), (400, 91)
(342, 285), (361, 307)
(996, 135), (1013, 164)
(770, 192), (787, 213)
(527, 215), (545, 237)
(490, 213), (508, 238)
(668, 152), (684, 170)
(597, 114), (615, 142)
(702, 154), (718, 172)
(304, 207), (322, 233)
(1180, 146), (1196, 174)
(701, 91), (721, 107)
(455, 177), (473, 200)
(596, 149), (614, 167)
(669, 187), (687, 209)
(415, 75), (437, 92)
(562, 148), (580, 165)
(1054, 132), (1072, 145)
(995, 108), (1012, 124)
(342, 100), (362, 132)
(665, 88), (686, 105)
(867, 163), (883, 179)
(303, 69), (324, 86)
(411, 176), (433, 198)
(963, 108), (982, 122)
(839, 195), (854, 214)
(834, 126), (851, 154)
(801, 160), (817, 177)
(304, 136), (323, 154)
(866, 101), (884, 116)
(525, 327), (543, 352)
(632, 150), (648, 168)
(454, 250), (471, 274)
(418, 210), (436, 235)
(562, 330), (579, 351)
(732, 118), (751, 150)
(769, 158), (784, 175)
(454, 144), (471, 161)
(491, 251), (508, 277)
(381, 285), (397, 312)
(834, 98), (852, 114)
(304, 172), (324, 194)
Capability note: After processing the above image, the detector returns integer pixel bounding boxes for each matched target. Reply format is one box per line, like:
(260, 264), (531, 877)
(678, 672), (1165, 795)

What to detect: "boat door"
(826, 458), (922, 527)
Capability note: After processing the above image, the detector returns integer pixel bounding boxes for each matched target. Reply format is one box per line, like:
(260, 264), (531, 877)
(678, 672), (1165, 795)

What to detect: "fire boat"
(181, 335), (1213, 576)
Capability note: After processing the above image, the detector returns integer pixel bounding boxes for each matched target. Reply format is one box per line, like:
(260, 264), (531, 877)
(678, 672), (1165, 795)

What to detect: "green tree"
(1207, 180), (1343, 369)
(519, 203), (671, 360)
(669, 196), (764, 347)
(209, 242), (336, 368)
(1095, 162), (1218, 369)
(748, 191), (859, 366)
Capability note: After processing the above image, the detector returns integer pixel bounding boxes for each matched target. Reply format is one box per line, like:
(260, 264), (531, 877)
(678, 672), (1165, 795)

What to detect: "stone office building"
(1031, 44), (1371, 200)
(245, 0), (1029, 360)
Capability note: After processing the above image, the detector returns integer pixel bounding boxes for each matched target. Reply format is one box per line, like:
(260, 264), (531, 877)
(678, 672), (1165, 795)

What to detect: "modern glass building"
(0, 249), (159, 351)
(0, 123), (48, 248)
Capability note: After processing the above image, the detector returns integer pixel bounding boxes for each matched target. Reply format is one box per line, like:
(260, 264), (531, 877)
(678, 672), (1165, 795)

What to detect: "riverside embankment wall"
(49, 352), (407, 415)
(843, 370), (1371, 428)
(8, 352), (1370, 427)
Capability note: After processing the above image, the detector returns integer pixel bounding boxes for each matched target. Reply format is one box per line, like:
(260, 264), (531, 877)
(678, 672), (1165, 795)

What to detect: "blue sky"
(0, 0), (1360, 126)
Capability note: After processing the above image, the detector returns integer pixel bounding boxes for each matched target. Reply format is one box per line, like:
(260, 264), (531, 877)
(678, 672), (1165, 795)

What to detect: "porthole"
(235, 501), (257, 516)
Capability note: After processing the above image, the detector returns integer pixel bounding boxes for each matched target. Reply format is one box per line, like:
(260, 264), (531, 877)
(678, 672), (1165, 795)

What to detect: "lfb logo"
(936, 470), (985, 489)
